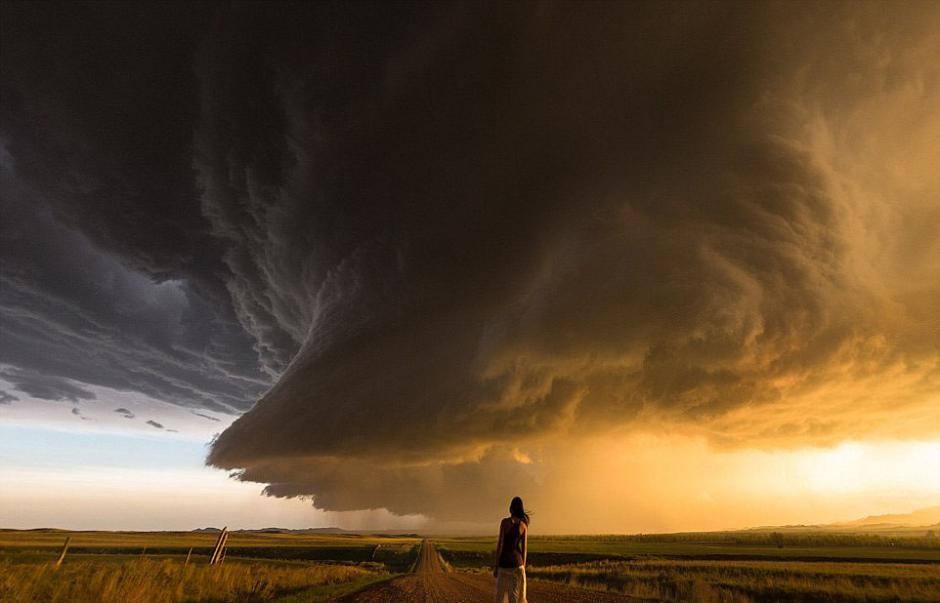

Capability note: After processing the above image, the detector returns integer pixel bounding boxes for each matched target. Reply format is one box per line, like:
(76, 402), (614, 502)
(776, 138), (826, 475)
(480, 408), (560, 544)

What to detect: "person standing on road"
(493, 496), (529, 603)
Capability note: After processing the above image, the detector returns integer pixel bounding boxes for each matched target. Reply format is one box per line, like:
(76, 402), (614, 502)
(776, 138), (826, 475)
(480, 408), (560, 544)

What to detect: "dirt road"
(334, 539), (643, 602)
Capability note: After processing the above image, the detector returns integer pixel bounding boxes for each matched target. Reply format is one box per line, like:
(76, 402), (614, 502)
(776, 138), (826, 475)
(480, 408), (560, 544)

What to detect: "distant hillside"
(238, 527), (349, 534)
(739, 506), (940, 538)
(836, 507), (940, 528)
(189, 526), (421, 536)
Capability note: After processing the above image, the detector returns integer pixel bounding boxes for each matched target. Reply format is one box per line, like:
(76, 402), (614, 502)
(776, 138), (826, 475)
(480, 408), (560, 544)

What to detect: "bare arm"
(521, 524), (527, 567)
(493, 519), (505, 576)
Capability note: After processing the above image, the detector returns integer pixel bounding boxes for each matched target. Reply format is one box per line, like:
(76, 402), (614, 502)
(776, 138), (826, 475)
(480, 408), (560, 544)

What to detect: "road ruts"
(334, 539), (646, 602)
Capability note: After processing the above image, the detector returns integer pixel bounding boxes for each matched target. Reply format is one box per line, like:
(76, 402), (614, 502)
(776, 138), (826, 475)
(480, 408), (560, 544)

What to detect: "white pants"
(495, 565), (527, 603)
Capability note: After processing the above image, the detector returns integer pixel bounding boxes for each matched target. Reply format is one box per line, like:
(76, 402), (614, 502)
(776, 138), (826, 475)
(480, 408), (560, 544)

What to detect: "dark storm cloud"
(0, 391), (17, 404)
(0, 367), (96, 402)
(1, 1), (938, 524)
(1, 2), (276, 412)
(200, 2), (940, 521)
(238, 447), (542, 521)
(0, 2), (214, 279)
(0, 159), (270, 411)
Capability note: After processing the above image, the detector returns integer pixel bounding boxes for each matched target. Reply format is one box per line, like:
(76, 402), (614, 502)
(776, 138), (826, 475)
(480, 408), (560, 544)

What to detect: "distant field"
(0, 530), (421, 566)
(435, 532), (940, 567)
(0, 529), (420, 550)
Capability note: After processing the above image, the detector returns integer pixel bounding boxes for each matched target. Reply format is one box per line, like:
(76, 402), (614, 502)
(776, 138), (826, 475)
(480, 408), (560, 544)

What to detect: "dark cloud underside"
(0, 367), (95, 403)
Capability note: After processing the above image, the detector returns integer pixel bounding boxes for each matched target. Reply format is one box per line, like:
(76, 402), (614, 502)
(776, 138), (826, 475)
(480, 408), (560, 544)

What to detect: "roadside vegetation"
(0, 531), (419, 602)
(522, 559), (940, 602)
(436, 529), (940, 602)
(0, 558), (385, 602)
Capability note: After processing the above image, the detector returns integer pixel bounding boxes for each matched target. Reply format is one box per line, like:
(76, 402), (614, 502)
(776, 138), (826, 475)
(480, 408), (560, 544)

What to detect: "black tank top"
(498, 518), (525, 568)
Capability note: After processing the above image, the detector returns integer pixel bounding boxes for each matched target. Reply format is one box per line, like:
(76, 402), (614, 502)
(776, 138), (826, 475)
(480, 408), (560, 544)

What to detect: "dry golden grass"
(525, 559), (940, 602)
(0, 557), (383, 602)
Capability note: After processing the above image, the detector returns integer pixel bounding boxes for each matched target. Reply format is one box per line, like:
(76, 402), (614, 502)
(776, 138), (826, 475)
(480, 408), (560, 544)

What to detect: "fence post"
(54, 536), (71, 570)
(219, 534), (228, 565)
(185, 547), (193, 565)
(209, 527), (228, 565)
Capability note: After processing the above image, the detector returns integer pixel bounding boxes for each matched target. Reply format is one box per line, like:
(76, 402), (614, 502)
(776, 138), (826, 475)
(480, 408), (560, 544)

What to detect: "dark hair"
(509, 496), (530, 526)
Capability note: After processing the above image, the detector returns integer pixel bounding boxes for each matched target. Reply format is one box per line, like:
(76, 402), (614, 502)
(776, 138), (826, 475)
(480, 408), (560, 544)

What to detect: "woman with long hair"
(493, 496), (529, 603)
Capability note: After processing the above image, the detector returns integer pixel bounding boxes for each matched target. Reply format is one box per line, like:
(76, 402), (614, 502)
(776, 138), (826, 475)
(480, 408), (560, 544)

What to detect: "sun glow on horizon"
(795, 440), (940, 497)
(522, 434), (940, 533)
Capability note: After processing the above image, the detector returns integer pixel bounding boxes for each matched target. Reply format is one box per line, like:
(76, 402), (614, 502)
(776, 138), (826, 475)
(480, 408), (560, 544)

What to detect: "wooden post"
(185, 547), (193, 565)
(209, 527), (228, 565)
(218, 533), (228, 565)
(216, 531), (229, 565)
(54, 536), (71, 570)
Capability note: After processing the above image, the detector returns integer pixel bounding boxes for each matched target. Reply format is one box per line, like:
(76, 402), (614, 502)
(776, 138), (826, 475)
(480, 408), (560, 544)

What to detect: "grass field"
(0, 558), (388, 603)
(434, 531), (940, 602)
(0, 531), (419, 602)
(520, 559), (940, 602)
(2, 529), (939, 601)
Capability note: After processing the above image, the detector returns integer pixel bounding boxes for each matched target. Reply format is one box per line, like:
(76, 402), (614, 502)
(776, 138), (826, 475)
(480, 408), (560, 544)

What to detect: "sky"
(1, 1), (939, 534)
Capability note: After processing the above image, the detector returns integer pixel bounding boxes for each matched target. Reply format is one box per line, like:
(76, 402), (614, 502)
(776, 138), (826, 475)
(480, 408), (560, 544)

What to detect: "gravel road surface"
(334, 539), (645, 602)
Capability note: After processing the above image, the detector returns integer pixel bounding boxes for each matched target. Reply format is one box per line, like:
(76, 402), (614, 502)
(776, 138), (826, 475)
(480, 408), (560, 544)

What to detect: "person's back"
(498, 517), (525, 568)
(494, 497), (529, 603)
